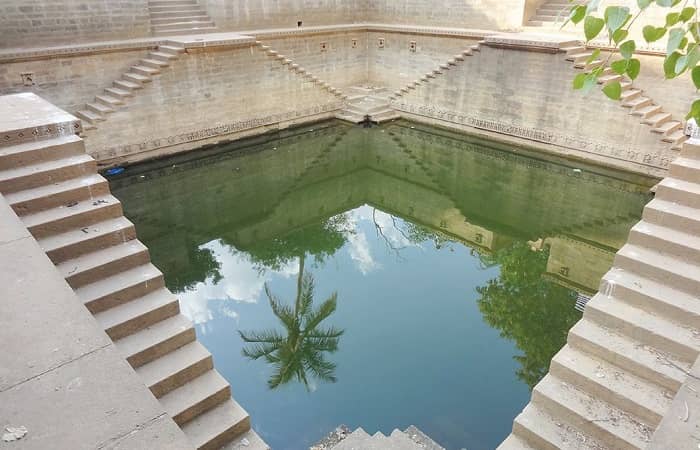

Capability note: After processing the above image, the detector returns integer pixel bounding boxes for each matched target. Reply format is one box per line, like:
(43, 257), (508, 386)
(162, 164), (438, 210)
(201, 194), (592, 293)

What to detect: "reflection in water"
(239, 255), (343, 390)
(111, 120), (652, 450)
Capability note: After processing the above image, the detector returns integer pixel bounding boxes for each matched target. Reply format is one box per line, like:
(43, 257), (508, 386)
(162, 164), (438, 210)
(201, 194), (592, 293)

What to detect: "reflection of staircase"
(77, 44), (186, 129)
(148, 0), (216, 36)
(499, 142), (700, 449)
(561, 45), (688, 150)
(0, 122), (267, 449)
(527, 0), (583, 27)
(330, 427), (444, 450)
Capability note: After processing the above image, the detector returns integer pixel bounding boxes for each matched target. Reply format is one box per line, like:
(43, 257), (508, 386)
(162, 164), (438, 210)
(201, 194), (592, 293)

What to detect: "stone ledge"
(483, 32), (580, 53)
(0, 93), (82, 147)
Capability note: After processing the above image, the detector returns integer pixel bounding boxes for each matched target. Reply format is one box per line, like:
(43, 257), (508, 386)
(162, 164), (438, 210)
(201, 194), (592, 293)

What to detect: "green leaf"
(687, 44), (700, 68)
(584, 16), (606, 41)
(605, 6), (630, 33)
(657, 0), (682, 6)
(570, 5), (587, 24)
(667, 28), (686, 54)
(582, 73), (598, 93)
(620, 40), (636, 59)
(680, 7), (696, 22)
(611, 59), (628, 74)
(586, 0), (602, 15)
(642, 25), (667, 42)
(637, 0), (653, 8)
(675, 54), (688, 74)
(664, 52), (682, 77)
(602, 81), (622, 100)
(686, 99), (700, 124)
(627, 58), (641, 79)
(666, 12), (681, 27)
(612, 29), (629, 43)
(573, 73), (587, 89)
(692, 66), (700, 88)
(587, 48), (601, 63)
(690, 22), (700, 43)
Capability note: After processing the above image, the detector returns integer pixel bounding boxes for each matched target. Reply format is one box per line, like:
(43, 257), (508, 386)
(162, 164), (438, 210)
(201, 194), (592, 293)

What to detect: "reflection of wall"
(543, 236), (616, 295)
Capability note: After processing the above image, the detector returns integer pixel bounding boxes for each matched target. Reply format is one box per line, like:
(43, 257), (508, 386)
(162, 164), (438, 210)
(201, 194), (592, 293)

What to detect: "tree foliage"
(566, 0), (700, 123)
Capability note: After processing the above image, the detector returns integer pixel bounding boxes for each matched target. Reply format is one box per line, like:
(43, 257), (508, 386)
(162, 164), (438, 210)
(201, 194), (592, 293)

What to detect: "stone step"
(181, 398), (251, 450)
(137, 340), (213, 398)
(602, 267), (700, 329)
(154, 26), (217, 35)
(628, 220), (700, 266)
(643, 197), (700, 236)
(681, 140), (700, 159)
(153, 20), (214, 31)
(335, 110), (365, 124)
(95, 94), (124, 108)
(131, 65), (160, 76)
(652, 120), (682, 135)
(622, 96), (651, 110)
(642, 112), (671, 127)
(75, 262), (165, 314)
(22, 194), (122, 238)
(86, 102), (114, 115)
(631, 104), (661, 119)
(670, 156), (700, 183)
(0, 134), (84, 170)
(511, 404), (602, 450)
(151, 15), (210, 25)
(114, 79), (143, 92)
(656, 176), (700, 209)
(532, 374), (653, 449)
(38, 216), (136, 263)
(159, 44), (187, 55)
(567, 319), (688, 393)
(149, 5), (204, 13)
(372, 110), (401, 123)
(222, 429), (269, 450)
(566, 51), (593, 63)
(116, 313), (195, 368)
(584, 293), (700, 361)
(141, 58), (170, 69)
(615, 243), (700, 295)
(550, 345), (671, 426)
(0, 153), (95, 194)
(4, 173), (108, 216)
(95, 287), (180, 341)
(149, 51), (180, 62)
(123, 72), (152, 84)
(662, 129), (687, 144)
(149, 0), (198, 6)
(76, 109), (104, 125)
(57, 239), (150, 288)
(161, 369), (230, 425)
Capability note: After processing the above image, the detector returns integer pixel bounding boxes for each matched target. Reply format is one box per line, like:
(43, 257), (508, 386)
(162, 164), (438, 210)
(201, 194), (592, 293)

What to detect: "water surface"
(111, 121), (651, 450)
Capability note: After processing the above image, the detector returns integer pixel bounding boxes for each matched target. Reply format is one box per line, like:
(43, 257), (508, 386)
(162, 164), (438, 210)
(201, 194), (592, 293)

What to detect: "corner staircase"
(0, 129), (267, 450)
(254, 41), (348, 104)
(388, 44), (482, 104)
(336, 86), (399, 124)
(148, 0), (216, 36)
(77, 44), (186, 131)
(499, 139), (700, 449)
(527, 0), (582, 27)
(562, 44), (688, 150)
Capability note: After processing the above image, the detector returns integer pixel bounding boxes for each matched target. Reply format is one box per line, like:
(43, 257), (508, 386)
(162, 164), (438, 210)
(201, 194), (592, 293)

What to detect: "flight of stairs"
(0, 130), (267, 450)
(499, 139), (700, 449)
(330, 427), (445, 450)
(562, 44), (689, 151)
(148, 0), (216, 36)
(336, 86), (399, 124)
(388, 43), (482, 104)
(76, 44), (186, 131)
(528, 0), (581, 27)
(255, 41), (349, 104)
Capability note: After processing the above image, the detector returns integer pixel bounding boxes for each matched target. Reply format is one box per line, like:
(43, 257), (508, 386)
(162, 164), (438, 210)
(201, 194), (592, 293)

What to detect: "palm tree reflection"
(239, 255), (344, 390)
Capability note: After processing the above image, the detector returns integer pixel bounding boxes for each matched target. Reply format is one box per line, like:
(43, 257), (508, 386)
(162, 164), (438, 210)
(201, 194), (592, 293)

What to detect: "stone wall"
(365, 0), (527, 30)
(391, 44), (676, 175)
(82, 44), (344, 164)
(260, 31), (369, 88)
(0, 49), (150, 113)
(0, 0), (150, 49)
(204, 0), (368, 30)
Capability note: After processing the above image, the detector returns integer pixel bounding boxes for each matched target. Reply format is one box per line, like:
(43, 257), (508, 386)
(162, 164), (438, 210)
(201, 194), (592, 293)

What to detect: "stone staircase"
(336, 86), (399, 124)
(329, 427), (445, 450)
(148, 0), (216, 36)
(255, 41), (349, 103)
(76, 43), (186, 130)
(563, 44), (689, 151)
(0, 127), (268, 450)
(499, 139), (700, 449)
(528, 0), (582, 27)
(388, 43), (482, 104)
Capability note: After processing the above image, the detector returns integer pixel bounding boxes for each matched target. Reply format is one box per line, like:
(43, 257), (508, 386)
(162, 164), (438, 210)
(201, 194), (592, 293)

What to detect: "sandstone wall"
(391, 45), (676, 174)
(0, 50), (150, 113)
(82, 45), (344, 164)
(0, 0), (150, 49)
(260, 32), (369, 88)
(204, 0), (368, 30)
(365, 0), (527, 30)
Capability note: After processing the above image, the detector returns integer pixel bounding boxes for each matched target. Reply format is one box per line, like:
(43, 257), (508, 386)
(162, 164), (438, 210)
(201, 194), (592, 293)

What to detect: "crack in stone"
(96, 413), (169, 450)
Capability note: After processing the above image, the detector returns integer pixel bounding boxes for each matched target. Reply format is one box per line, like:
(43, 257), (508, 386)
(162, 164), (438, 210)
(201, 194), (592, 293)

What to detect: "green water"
(110, 120), (651, 450)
